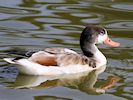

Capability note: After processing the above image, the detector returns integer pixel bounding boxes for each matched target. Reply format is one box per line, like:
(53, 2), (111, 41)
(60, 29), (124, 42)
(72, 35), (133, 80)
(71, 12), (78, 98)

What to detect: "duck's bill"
(104, 37), (120, 47)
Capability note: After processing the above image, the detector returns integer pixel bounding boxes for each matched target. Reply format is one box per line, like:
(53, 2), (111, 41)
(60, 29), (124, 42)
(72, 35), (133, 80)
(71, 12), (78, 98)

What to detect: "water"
(0, 0), (133, 100)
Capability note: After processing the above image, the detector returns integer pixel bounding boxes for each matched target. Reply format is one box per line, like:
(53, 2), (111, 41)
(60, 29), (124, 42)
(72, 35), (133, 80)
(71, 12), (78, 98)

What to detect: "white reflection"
(9, 65), (120, 95)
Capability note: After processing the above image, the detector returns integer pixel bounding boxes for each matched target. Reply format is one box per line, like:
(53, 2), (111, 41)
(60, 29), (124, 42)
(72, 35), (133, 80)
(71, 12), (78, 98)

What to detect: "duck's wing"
(44, 47), (77, 54)
(28, 50), (57, 66)
(57, 53), (96, 68)
(27, 47), (77, 66)
(28, 49), (96, 68)
(4, 47), (76, 65)
(4, 47), (96, 68)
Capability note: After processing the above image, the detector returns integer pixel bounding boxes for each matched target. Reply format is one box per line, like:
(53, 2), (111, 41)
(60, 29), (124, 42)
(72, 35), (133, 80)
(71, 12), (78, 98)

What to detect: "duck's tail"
(6, 50), (36, 57)
(3, 56), (25, 64)
(3, 50), (36, 64)
(3, 57), (24, 64)
(3, 58), (17, 64)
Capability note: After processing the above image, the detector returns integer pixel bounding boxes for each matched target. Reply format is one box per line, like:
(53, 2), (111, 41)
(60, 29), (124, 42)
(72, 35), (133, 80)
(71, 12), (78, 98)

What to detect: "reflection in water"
(35, 95), (72, 100)
(9, 65), (120, 95)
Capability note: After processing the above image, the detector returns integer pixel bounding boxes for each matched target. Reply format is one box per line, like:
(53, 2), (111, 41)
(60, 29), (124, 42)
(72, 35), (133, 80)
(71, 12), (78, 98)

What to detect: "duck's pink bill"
(104, 37), (120, 47)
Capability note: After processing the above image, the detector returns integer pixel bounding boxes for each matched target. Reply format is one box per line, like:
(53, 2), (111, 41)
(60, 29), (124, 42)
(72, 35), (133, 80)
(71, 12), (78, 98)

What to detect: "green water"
(0, 0), (133, 100)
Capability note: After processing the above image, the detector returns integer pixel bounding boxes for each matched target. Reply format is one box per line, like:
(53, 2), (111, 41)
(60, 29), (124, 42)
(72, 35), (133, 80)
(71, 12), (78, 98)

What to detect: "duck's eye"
(100, 30), (105, 35)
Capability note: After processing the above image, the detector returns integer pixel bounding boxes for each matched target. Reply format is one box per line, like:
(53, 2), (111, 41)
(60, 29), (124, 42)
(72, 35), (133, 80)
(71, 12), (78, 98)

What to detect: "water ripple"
(0, 0), (132, 100)
(36, 17), (70, 24)
(0, 21), (38, 30)
(111, 3), (133, 11)
(0, 6), (40, 15)
(95, 3), (133, 12)
(81, 13), (103, 24)
(105, 20), (133, 29)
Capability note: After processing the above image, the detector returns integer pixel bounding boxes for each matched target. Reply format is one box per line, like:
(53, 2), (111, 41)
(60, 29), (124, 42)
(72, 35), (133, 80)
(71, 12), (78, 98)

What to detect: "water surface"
(0, 0), (133, 100)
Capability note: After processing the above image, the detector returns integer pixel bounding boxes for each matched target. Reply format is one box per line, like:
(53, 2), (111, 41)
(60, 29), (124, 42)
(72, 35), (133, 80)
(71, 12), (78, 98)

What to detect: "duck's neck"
(81, 43), (107, 66)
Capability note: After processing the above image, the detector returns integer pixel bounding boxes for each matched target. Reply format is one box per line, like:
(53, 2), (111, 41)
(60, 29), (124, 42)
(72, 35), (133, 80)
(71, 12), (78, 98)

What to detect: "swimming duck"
(3, 25), (120, 75)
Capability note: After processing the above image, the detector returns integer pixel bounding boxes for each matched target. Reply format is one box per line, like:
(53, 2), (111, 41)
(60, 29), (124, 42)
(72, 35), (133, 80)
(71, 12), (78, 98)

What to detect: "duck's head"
(80, 25), (120, 57)
(80, 25), (120, 47)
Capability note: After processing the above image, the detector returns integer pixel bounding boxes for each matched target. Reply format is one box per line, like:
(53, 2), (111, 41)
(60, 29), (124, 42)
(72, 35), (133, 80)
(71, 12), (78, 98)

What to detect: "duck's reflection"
(9, 65), (120, 95)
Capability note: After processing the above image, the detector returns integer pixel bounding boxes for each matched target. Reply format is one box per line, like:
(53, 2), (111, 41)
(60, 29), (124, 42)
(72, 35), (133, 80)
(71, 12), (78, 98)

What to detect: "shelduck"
(3, 25), (120, 75)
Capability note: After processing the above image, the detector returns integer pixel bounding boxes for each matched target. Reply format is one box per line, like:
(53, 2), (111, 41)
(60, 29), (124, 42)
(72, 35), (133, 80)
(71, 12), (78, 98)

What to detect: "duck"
(3, 25), (120, 75)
